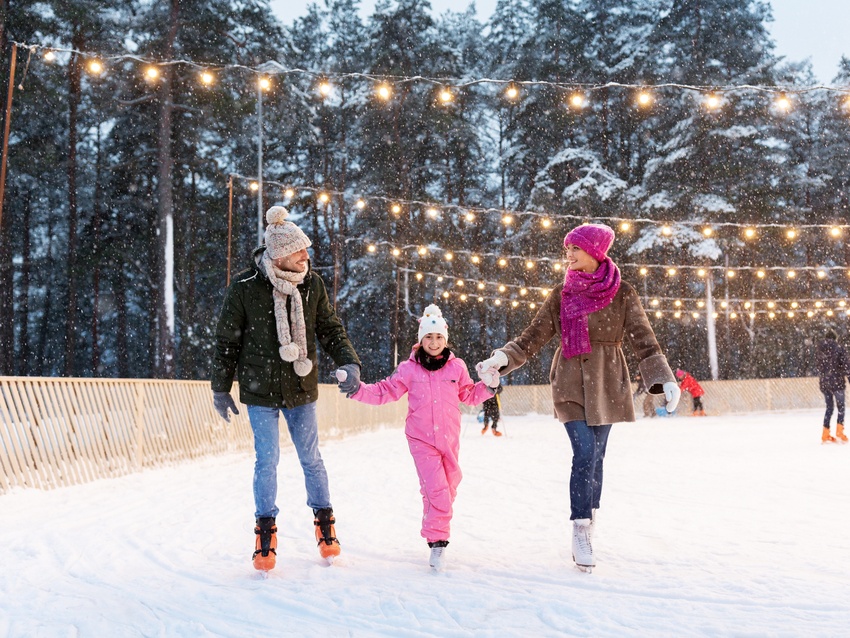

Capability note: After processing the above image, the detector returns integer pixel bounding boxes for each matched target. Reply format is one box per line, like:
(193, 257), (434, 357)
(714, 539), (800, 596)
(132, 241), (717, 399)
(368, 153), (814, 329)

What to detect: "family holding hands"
(212, 207), (681, 574)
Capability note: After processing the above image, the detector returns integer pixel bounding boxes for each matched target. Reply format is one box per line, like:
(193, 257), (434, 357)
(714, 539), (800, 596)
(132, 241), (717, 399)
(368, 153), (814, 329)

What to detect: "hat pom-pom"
(266, 206), (289, 226)
(422, 304), (442, 318)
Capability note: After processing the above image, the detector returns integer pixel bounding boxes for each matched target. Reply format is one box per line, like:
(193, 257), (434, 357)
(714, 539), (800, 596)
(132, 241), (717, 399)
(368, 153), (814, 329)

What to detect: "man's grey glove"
(213, 391), (239, 422)
(334, 364), (361, 397)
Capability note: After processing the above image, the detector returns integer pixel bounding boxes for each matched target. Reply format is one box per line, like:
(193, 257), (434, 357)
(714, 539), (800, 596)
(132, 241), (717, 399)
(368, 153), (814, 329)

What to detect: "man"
(211, 206), (361, 571)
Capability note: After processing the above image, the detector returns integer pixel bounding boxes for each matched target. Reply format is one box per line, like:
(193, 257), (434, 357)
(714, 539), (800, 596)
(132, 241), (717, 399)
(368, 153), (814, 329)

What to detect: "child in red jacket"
(676, 369), (706, 416)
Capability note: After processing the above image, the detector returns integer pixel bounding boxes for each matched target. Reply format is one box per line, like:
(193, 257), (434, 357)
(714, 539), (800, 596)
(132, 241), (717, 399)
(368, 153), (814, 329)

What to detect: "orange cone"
(314, 508), (341, 560)
(836, 423), (848, 443)
(253, 517), (277, 571)
(822, 427), (837, 444)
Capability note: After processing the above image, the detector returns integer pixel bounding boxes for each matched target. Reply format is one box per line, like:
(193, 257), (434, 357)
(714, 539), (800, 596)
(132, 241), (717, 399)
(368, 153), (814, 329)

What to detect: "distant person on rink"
(481, 386), (503, 436)
(475, 223), (680, 573)
(633, 371), (657, 418)
(211, 206), (361, 571)
(675, 369), (706, 416)
(336, 304), (496, 571)
(816, 328), (849, 444)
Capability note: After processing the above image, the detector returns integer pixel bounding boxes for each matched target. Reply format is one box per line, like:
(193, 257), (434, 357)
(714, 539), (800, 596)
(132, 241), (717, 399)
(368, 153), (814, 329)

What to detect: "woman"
(476, 223), (680, 573)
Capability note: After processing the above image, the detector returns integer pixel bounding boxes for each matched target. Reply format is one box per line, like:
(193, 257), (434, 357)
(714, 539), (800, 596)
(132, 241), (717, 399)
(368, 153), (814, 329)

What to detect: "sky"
(269, 0), (850, 83)
(2, 409), (848, 636)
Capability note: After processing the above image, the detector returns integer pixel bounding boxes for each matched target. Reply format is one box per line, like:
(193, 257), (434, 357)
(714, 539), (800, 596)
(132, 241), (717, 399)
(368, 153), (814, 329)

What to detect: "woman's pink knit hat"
(563, 223), (615, 262)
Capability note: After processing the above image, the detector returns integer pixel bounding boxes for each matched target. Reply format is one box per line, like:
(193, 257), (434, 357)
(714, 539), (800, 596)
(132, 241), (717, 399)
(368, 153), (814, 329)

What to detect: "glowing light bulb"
(391, 204), (401, 215)
(392, 248), (401, 257)
(471, 255), (481, 264)
(249, 182), (259, 192)
(416, 273), (423, 280)
(661, 225), (672, 236)
(465, 212), (476, 222)
(439, 88), (453, 103)
(318, 81), (332, 97)
(367, 244), (377, 253)
(727, 270), (735, 278)
(569, 93), (586, 108)
(757, 270), (765, 278)
(418, 247), (428, 255)
(200, 71), (215, 86)
(639, 267), (648, 276)
(284, 188), (295, 198)
(525, 261), (534, 269)
(356, 199), (366, 209)
(427, 208), (439, 218)
(455, 279), (463, 287)
(702, 227), (713, 237)
(502, 214), (513, 225)
(318, 192), (330, 204)
(44, 50), (57, 62)
(620, 221), (630, 231)
(637, 91), (653, 107)
(498, 285), (506, 293)
(505, 85), (519, 100)
(775, 95), (791, 111)
(498, 258), (507, 267)
(553, 263), (562, 271)
(542, 218), (552, 228)
(512, 300), (520, 308)
(786, 229), (796, 239)
(258, 77), (271, 91)
(667, 268), (677, 276)
(88, 59), (104, 74)
(520, 288), (528, 296)
(144, 66), (160, 80)
(830, 226), (842, 237)
(704, 94), (721, 110)
(376, 83), (392, 100)
(444, 252), (454, 261)
(697, 269), (706, 277)
(787, 270), (796, 278)
(744, 228), (756, 239)
(818, 270), (827, 278)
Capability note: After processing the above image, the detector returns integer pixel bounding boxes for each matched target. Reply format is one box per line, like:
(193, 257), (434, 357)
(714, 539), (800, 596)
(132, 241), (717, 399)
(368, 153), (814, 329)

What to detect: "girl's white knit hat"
(264, 206), (312, 259)
(418, 304), (448, 342)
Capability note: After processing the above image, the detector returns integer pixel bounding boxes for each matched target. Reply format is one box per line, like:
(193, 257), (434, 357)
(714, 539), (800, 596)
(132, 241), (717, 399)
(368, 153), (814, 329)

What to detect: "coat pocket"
(239, 353), (278, 397)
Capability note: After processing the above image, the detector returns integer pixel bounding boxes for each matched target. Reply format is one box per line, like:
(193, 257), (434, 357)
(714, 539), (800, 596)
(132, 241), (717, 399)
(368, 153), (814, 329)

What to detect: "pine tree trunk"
(64, 32), (83, 376)
(18, 189), (30, 373)
(155, 0), (179, 378)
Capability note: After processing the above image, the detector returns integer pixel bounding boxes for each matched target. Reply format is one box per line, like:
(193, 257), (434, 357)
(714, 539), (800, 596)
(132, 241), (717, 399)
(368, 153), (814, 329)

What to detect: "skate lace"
(574, 524), (592, 555)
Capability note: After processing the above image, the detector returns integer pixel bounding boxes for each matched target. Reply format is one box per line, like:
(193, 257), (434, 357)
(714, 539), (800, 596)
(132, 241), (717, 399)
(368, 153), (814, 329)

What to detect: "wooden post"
(0, 42), (17, 239)
(227, 174), (233, 286)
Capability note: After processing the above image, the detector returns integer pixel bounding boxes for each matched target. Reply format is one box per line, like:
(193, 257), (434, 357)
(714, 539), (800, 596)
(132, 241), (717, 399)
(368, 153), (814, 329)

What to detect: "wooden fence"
(0, 376), (828, 494)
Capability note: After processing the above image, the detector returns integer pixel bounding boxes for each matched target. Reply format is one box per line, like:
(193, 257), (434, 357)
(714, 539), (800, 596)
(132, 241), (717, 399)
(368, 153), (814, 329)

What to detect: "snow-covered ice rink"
(1, 409), (848, 637)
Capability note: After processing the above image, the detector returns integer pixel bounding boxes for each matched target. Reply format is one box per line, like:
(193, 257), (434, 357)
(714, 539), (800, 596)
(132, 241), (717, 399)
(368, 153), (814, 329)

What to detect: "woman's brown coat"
(498, 280), (675, 426)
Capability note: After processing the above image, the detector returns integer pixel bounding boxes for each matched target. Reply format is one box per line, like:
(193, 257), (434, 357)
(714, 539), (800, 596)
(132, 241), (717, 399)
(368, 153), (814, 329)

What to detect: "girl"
(476, 223), (680, 573)
(336, 304), (497, 569)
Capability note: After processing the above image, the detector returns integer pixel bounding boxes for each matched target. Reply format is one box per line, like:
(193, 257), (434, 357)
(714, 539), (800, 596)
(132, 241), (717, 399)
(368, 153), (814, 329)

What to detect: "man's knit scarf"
(560, 257), (621, 360)
(261, 252), (312, 377)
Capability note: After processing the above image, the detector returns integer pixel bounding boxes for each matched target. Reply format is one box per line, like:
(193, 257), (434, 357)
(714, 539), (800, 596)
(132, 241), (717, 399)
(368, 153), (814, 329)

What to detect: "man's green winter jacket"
(211, 254), (360, 408)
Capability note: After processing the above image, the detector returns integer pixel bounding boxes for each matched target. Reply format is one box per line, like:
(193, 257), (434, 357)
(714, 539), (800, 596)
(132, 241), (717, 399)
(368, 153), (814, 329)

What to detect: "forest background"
(2, 0), (849, 384)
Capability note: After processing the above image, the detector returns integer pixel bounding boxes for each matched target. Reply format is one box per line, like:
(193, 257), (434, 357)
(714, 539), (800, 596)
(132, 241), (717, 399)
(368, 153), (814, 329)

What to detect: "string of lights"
(355, 238), (850, 279)
(407, 269), (850, 305)
(22, 40), (850, 104)
(432, 287), (850, 319)
(231, 175), (850, 236)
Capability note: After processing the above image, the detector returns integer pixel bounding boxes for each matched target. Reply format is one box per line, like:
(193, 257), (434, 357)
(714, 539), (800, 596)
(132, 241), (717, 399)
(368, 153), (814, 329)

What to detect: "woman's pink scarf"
(560, 258), (621, 360)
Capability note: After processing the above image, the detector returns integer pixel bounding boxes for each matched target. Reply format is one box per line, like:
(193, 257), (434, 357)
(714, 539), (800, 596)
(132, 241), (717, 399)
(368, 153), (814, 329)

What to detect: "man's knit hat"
(418, 304), (448, 343)
(264, 206), (312, 260)
(564, 223), (616, 262)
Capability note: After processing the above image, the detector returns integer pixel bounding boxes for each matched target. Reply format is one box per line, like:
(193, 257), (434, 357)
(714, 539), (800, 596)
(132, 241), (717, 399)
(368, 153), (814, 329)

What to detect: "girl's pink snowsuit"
(350, 348), (494, 542)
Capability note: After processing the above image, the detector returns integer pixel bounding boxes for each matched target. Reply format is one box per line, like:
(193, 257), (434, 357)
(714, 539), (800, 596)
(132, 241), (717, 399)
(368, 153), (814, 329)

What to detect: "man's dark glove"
(334, 363), (361, 397)
(213, 391), (240, 422)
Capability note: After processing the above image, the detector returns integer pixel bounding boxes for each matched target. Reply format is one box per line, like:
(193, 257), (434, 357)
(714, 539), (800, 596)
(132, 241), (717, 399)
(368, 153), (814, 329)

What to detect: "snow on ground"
(1, 409), (848, 637)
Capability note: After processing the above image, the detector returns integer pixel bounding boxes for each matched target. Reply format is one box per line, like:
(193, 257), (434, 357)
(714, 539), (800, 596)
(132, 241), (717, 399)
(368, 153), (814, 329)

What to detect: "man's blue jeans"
(246, 402), (332, 519)
(564, 420), (612, 521)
